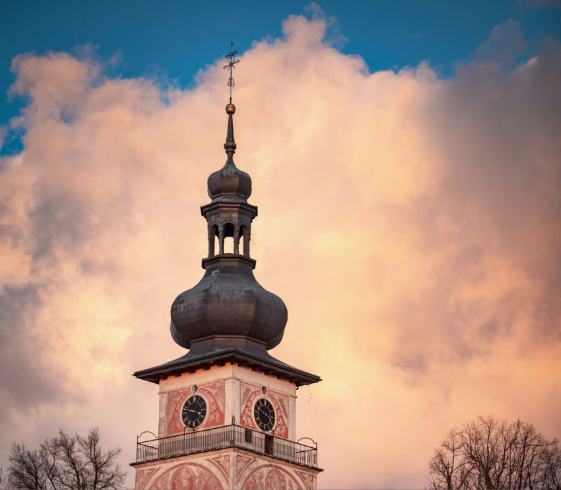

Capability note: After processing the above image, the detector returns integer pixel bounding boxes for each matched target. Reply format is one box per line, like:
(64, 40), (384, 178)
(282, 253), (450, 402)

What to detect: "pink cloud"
(0, 14), (560, 489)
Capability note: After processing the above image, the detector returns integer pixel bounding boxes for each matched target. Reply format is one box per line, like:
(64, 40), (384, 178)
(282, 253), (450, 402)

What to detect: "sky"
(0, 1), (560, 489)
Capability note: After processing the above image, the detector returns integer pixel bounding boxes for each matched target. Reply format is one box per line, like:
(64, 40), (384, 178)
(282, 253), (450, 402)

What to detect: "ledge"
(201, 254), (256, 270)
(133, 347), (321, 387)
(200, 200), (258, 217)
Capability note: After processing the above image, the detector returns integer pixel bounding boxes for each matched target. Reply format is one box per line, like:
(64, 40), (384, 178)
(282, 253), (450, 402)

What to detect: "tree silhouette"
(5, 427), (126, 490)
(429, 415), (561, 489)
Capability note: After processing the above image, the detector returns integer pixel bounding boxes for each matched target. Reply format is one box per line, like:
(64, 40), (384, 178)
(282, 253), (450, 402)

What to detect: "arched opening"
(240, 225), (250, 257)
(223, 223), (235, 254)
(208, 225), (219, 257)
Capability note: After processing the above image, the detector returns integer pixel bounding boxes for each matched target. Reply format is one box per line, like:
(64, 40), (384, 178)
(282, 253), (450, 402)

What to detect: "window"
(265, 434), (274, 455)
(245, 429), (253, 444)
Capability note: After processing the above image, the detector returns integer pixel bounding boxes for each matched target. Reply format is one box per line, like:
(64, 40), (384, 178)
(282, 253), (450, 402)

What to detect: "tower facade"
(131, 76), (322, 489)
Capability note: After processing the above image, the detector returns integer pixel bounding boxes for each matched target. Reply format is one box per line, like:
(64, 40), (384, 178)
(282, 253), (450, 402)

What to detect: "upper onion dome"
(207, 103), (252, 202)
(207, 162), (252, 201)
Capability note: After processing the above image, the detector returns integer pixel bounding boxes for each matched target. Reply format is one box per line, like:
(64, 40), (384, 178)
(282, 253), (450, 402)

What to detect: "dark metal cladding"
(207, 159), (252, 202)
(170, 256), (287, 350)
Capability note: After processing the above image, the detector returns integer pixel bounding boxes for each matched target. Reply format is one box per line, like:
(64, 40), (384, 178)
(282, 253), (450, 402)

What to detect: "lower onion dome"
(170, 259), (287, 351)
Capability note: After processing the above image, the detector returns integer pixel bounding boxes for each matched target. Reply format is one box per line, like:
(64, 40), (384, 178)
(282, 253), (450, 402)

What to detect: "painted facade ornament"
(235, 452), (256, 483)
(166, 381), (225, 435)
(240, 465), (302, 490)
(209, 454), (231, 480)
(136, 468), (158, 489)
(143, 462), (224, 490)
(296, 470), (314, 490)
(240, 382), (289, 438)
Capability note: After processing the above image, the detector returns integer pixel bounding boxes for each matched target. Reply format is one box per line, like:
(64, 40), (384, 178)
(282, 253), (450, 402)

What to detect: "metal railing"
(136, 424), (318, 468)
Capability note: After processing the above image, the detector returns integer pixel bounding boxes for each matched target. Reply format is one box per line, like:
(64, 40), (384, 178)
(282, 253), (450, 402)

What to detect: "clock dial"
(253, 398), (276, 431)
(181, 395), (207, 429)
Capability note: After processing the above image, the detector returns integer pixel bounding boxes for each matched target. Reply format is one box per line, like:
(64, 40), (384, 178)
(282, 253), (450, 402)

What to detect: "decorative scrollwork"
(223, 42), (240, 100)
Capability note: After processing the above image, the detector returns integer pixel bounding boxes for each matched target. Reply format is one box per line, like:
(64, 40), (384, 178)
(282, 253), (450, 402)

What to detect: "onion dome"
(207, 103), (252, 202)
(170, 258), (287, 351)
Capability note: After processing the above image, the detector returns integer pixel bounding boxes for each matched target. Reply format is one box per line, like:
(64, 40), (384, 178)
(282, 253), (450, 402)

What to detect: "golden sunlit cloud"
(0, 13), (560, 488)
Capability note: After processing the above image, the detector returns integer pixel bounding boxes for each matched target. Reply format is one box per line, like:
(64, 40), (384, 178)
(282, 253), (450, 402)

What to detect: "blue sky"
(1, 1), (560, 155)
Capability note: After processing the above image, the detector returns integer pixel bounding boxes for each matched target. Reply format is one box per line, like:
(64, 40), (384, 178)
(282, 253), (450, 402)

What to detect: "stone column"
(208, 228), (215, 257)
(243, 231), (250, 257)
(233, 229), (240, 255)
(219, 228), (224, 255)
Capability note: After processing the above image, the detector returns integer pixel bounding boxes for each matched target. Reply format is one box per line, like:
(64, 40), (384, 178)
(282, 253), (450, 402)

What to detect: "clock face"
(253, 398), (276, 431)
(181, 395), (207, 429)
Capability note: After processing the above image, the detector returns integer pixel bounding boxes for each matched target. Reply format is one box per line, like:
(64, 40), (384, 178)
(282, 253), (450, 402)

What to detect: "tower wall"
(157, 364), (297, 440)
(134, 447), (319, 490)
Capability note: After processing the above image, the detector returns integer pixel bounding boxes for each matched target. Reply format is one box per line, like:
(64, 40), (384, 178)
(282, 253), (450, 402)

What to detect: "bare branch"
(6, 428), (126, 490)
(428, 415), (561, 489)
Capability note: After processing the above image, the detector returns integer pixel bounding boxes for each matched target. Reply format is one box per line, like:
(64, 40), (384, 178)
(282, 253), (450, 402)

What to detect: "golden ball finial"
(225, 103), (236, 114)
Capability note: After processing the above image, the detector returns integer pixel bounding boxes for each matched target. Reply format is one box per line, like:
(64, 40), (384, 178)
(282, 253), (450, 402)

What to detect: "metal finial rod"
(223, 42), (240, 103)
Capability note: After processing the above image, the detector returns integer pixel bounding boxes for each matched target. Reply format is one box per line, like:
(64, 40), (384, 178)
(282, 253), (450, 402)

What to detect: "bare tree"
(5, 428), (126, 490)
(429, 415), (561, 490)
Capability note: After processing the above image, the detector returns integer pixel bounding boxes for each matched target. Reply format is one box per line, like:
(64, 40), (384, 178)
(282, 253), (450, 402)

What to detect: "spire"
(224, 104), (236, 160)
(207, 43), (251, 202)
(223, 42), (239, 162)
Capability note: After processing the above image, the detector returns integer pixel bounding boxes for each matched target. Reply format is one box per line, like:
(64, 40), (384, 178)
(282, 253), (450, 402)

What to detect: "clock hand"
(257, 407), (271, 420)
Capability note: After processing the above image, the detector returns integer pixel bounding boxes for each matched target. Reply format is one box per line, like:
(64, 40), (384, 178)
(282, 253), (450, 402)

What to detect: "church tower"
(131, 45), (322, 490)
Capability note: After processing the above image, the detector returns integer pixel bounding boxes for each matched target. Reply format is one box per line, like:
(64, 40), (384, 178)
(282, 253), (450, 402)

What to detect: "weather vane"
(223, 42), (240, 103)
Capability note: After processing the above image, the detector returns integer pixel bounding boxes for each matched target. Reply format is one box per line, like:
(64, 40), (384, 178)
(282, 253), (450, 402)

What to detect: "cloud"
(0, 284), (64, 413)
(0, 13), (560, 489)
(474, 19), (526, 66)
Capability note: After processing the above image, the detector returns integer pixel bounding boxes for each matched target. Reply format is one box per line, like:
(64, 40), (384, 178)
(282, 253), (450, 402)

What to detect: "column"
(219, 228), (224, 255)
(243, 231), (250, 257)
(208, 229), (215, 257)
(233, 228), (240, 255)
